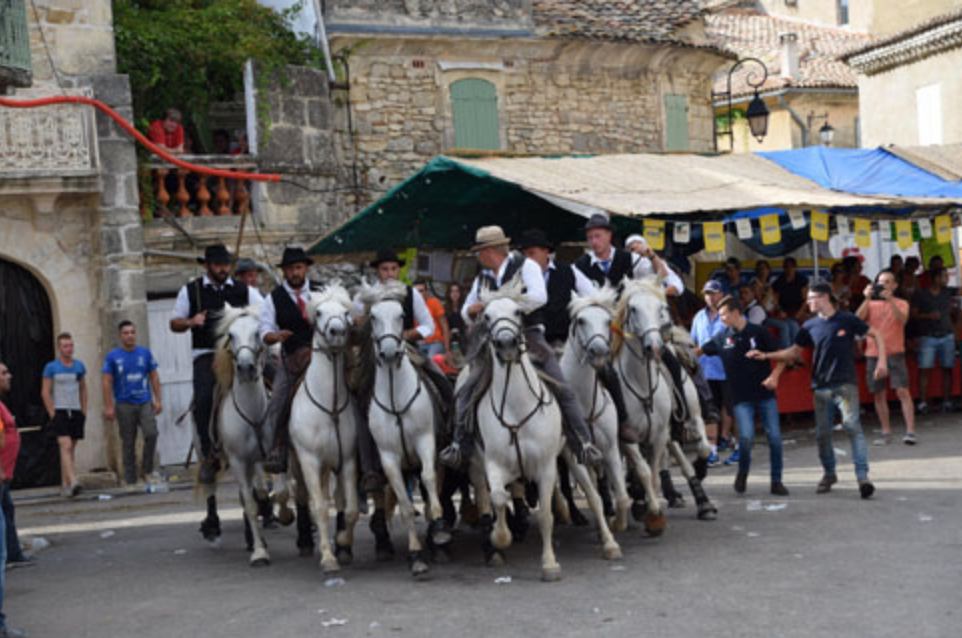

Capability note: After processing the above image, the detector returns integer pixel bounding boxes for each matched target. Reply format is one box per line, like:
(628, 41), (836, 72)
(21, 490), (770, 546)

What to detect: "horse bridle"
(228, 340), (269, 456)
(370, 304), (422, 467)
(486, 315), (528, 363)
(312, 311), (350, 358)
(571, 306), (613, 367)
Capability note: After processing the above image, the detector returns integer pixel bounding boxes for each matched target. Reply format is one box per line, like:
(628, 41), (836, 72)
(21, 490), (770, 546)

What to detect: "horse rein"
(303, 312), (352, 473)
(228, 342), (269, 458)
(371, 320), (423, 468)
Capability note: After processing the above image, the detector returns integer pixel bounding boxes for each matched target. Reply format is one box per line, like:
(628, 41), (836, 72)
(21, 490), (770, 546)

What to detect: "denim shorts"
(917, 334), (956, 369)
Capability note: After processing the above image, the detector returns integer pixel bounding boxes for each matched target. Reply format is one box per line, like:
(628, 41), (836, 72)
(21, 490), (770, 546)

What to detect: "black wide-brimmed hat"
(517, 229), (553, 251)
(584, 213), (613, 232)
(277, 246), (314, 268)
(197, 244), (232, 265)
(369, 248), (406, 268)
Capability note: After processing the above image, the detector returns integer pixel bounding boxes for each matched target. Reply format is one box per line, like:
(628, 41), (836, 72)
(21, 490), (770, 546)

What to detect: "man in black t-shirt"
(770, 257), (808, 345)
(748, 282), (887, 499)
(701, 297), (787, 496)
(910, 267), (959, 413)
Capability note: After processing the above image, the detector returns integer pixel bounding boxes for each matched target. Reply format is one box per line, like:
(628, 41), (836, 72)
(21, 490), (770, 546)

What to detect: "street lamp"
(714, 57), (771, 151)
(819, 122), (835, 146)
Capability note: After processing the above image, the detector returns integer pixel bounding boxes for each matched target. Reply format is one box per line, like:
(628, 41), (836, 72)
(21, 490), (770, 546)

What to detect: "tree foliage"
(114, 0), (322, 131)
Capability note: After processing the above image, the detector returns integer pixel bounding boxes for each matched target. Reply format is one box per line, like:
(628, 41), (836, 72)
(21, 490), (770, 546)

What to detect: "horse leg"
(252, 468), (275, 529)
(538, 462), (561, 582)
(295, 488), (314, 557)
(469, 459), (500, 565)
(562, 450), (621, 560)
(487, 465), (513, 553)
(382, 455), (428, 578)
(552, 482), (572, 525)
(273, 472), (295, 527)
(301, 457), (338, 573)
(418, 443), (452, 549)
(506, 481), (530, 543)
(199, 484), (222, 544)
(669, 441), (717, 521)
(334, 459), (359, 565)
(605, 444), (631, 534)
(623, 443), (666, 536)
(557, 457), (588, 526)
(654, 444), (685, 508)
(369, 490), (395, 562)
(437, 466), (458, 530)
(238, 465), (270, 566)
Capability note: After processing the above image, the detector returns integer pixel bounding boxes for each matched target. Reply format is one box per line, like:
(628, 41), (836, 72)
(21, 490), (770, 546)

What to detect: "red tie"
(296, 293), (308, 322)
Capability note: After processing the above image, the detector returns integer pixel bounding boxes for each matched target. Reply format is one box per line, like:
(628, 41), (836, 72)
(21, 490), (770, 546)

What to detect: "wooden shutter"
(665, 94), (689, 152)
(451, 78), (500, 150)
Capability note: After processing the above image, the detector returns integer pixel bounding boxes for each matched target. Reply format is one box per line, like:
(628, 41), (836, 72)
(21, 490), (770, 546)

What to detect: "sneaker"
(70, 482), (82, 497)
(706, 451), (721, 467)
(859, 480), (875, 499)
(717, 437), (732, 452)
(723, 448), (741, 466)
(5, 556), (35, 570)
(770, 482), (790, 497)
(917, 401), (929, 416)
(60, 486), (73, 498)
(832, 422), (844, 432)
(902, 432), (917, 445)
(733, 472), (748, 494)
(816, 474), (837, 494)
(873, 434), (892, 446)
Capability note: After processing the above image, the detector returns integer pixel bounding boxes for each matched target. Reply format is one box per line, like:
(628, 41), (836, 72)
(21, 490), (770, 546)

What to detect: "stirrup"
(438, 444), (464, 470)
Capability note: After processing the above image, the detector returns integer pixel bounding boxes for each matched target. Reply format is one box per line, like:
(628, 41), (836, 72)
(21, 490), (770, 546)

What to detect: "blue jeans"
(813, 384), (869, 481)
(764, 317), (799, 350)
(418, 341), (445, 358)
(1, 484), (24, 562)
(732, 398), (783, 481)
(0, 482), (7, 629)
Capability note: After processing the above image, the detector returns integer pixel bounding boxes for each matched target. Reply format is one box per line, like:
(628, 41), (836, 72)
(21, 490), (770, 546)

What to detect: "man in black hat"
(171, 244), (263, 483)
(259, 246), (316, 473)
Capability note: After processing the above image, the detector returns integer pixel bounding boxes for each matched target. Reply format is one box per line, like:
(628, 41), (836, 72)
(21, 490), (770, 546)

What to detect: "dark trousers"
(0, 484), (24, 562)
(192, 353), (216, 459)
(599, 364), (629, 425)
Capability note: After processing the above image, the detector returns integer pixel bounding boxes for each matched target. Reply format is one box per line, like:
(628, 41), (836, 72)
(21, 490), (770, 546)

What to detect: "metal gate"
(147, 299), (194, 466)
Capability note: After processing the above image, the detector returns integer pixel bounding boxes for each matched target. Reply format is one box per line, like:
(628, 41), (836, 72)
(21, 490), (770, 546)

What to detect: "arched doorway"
(0, 257), (59, 488)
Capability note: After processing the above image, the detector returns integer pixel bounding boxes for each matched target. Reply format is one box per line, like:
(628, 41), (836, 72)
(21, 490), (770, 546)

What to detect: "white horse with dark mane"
(465, 278), (566, 581)
(615, 278), (717, 522)
(289, 283), (360, 573)
(357, 279), (453, 578)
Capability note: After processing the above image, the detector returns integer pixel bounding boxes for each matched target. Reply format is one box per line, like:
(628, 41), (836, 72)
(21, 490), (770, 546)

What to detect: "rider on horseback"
(440, 226), (604, 469)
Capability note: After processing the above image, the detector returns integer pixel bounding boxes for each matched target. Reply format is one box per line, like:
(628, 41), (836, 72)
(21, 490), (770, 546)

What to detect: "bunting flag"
(854, 218), (872, 248)
(917, 218), (933, 238)
(810, 211), (829, 241)
(895, 220), (913, 249)
(760, 214), (781, 245)
(703, 221), (725, 252)
(836, 215), (851, 236)
(935, 215), (952, 244)
(878, 220), (891, 241)
(735, 218), (753, 240)
(673, 221), (690, 244)
(788, 209), (807, 230)
(644, 219), (666, 250)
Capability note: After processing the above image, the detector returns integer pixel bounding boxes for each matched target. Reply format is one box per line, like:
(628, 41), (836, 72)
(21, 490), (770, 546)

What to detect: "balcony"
(141, 155), (255, 220)
(0, 0), (32, 88)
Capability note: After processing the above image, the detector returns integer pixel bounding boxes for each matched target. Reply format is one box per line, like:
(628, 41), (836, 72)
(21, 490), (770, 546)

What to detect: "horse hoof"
(411, 560), (430, 578)
(429, 519), (453, 546)
(630, 500), (647, 522)
(603, 545), (623, 561)
(668, 495), (686, 509)
(491, 529), (512, 551)
(334, 544), (353, 565)
(486, 551), (505, 567)
(277, 508), (295, 527)
(298, 545), (314, 558)
(321, 558), (340, 574)
(644, 512), (668, 536)
(541, 566), (562, 582)
(250, 549), (271, 567)
(697, 505), (718, 521)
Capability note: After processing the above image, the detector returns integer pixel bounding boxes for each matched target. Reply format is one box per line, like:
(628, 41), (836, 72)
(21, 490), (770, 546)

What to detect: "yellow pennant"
(810, 211), (829, 241)
(895, 220), (914, 249)
(644, 219), (666, 250)
(760, 214), (781, 245)
(854, 218), (872, 248)
(703, 222), (725, 253)
(935, 215), (952, 244)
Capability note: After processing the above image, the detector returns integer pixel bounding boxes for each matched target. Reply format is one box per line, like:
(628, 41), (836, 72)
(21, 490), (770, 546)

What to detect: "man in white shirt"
(439, 226), (603, 469)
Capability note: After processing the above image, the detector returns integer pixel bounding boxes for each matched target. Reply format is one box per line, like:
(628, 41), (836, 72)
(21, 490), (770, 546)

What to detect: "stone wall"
(27, 0), (116, 83)
(325, 0), (531, 32)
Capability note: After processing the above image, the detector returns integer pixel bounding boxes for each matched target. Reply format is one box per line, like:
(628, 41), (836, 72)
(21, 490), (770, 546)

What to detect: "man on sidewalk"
(102, 322), (163, 487)
(0, 361), (29, 638)
(40, 333), (87, 498)
(911, 267), (958, 414)
(691, 280), (733, 466)
(748, 282), (887, 499)
(856, 269), (916, 445)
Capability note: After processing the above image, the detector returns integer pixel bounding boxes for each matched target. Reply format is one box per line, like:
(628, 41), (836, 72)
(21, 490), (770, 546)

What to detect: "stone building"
(0, 0), (145, 485)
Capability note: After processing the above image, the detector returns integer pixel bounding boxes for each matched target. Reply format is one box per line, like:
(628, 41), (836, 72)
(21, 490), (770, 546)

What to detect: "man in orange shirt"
(856, 269), (915, 445)
(413, 281), (450, 358)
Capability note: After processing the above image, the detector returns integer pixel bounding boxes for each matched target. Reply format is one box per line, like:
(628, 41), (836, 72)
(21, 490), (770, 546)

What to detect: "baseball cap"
(702, 280), (724, 294)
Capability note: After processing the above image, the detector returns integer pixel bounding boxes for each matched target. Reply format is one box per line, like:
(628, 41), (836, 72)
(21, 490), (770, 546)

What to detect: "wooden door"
(147, 299), (194, 466)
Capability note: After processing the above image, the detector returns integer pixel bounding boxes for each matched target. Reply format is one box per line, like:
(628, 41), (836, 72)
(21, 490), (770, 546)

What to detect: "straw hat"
(472, 226), (511, 251)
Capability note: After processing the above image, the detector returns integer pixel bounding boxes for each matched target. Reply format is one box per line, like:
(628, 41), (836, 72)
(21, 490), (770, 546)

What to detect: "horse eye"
(577, 317), (586, 326)
(514, 309), (522, 317)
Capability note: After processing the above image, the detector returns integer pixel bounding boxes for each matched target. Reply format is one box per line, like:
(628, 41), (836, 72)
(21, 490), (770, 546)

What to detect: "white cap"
(625, 234), (647, 249)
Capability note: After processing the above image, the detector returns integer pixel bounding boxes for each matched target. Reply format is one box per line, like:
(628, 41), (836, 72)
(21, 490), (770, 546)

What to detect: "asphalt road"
(7, 413), (961, 638)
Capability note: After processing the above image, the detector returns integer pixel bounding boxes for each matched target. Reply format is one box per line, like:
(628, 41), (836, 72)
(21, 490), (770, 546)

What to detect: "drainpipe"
(776, 94), (809, 147)
(311, 0), (337, 84)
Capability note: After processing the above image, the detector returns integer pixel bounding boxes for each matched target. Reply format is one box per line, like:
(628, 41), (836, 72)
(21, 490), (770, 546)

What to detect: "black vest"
(186, 278), (250, 350)
(477, 252), (545, 328)
(271, 286), (313, 355)
(574, 248), (634, 288)
(544, 261), (577, 343)
(402, 285), (415, 332)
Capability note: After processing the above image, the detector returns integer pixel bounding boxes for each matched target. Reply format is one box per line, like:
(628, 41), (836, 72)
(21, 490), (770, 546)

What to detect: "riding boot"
(262, 347), (308, 475)
(599, 363), (637, 444)
(418, 357), (456, 440)
(355, 402), (386, 493)
(439, 363), (483, 470)
(263, 425), (289, 475)
(193, 354), (221, 484)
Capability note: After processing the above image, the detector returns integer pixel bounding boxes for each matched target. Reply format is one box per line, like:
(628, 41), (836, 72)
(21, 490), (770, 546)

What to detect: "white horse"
(289, 284), (360, 573)
(210, 303), (275, 565)
(615, 278), (717, 521)
(561, 285), (631, 537)
(358, 279), (452, 578)
(466, 279), (565, 581)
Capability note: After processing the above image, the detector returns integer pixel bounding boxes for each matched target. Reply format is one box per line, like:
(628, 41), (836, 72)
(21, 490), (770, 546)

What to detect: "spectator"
(699, 297), (788, 496)
(856, 270), (916, 445)
(911, 267), (958, 414)
(0, 360), (29, 637)
(739, 281), (767, 325)
(916, 255), (945, 291)
(231, 133), (250, 156)
(691, 280), (734, 466)
(444, 283), (466, 352)
(750, 282), (886, 499)
(234, 258), (261, 289)
(718, 256), (743, 294)
(843, 255), (871, 310)
(889, 254), (904, 279)
(413, 281), (450, 358)
(770, 257), (808, 347)
(102, 322), (163, 487)
(41, 332), (87, 498)
(897, 256), (921, 300)
(147, 108), (185, 154)
(755, 259), (773, 284)
(830, 263), (851, 310)
(212, 129), (232, 155)
(0, 362), (32, 570)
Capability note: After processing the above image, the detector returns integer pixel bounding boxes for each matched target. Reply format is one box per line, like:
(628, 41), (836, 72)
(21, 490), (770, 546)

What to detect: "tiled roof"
(840, 8), (962, 74)
(532, 0), (708, 44)
(706, 9), (874, 98)
(841, 7), (962, 60)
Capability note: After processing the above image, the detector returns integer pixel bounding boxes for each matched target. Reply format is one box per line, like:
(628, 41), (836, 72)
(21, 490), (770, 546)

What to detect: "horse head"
(309, 283), (353, 353)
(479, 276), (527, 363)
(569, 283), (617, 369)
(619, 277), (672, 360)
(358, 279), (408, 367)
(215, 303), (263, 384)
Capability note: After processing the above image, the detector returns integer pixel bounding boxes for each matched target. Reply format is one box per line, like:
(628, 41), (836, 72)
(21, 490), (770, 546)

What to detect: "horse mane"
(212, 303), (261, 388)
(356, 278), (407, 309)
(568, 282), (617, 317)
(306, 281), (353, 324)
(612, 276), (664, 355)
(478, 274), (526, 306)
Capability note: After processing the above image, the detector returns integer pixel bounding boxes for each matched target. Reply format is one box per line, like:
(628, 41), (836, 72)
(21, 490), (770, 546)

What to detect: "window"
(837, 0), (849, 25)
(664, 94), (689, 151)
(450, 78), (500, 150)
(917, 84), (943, 146)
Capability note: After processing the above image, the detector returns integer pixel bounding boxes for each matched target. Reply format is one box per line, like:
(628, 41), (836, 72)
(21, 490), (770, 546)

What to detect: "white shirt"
(260, 280), (313, 343)
(352, 283), (436, 340)
(547, 259), (597, 298)
(589, 247), (684, 294)
(463, 254), (548, 323)
(172, 276), (264, 358)
(745, 300), (768, 326)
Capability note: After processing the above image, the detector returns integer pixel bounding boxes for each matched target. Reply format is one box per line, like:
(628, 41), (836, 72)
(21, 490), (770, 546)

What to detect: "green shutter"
(665, 94), (689, 152)
(451, 78), (500, 150)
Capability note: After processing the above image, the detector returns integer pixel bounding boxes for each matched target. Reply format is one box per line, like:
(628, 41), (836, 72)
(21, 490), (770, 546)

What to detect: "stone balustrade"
(142, 155), (256, 219)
